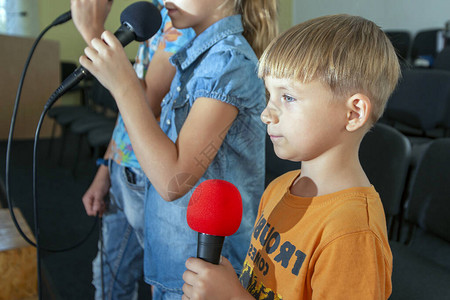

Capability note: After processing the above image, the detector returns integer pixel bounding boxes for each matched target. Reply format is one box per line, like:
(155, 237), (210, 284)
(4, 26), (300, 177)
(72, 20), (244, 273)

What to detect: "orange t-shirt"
(239, 170), (392, 300)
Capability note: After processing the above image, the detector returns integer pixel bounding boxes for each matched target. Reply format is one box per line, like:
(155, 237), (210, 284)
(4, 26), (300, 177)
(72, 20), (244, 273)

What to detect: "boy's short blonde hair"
(259, 14), (400, 123)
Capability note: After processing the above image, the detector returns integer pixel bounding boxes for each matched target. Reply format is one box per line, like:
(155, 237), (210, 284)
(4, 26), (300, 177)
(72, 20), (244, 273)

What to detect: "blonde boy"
(182, 14), (400, 300)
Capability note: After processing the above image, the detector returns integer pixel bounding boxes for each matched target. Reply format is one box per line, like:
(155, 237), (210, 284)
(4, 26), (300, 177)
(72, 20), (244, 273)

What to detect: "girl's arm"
(81, 31), (238, 201)
(140, 49), (176, 118)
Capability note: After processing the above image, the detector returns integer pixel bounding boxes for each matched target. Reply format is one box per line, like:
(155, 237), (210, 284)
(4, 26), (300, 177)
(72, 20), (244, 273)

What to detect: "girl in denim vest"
(79, 0), (278, 298)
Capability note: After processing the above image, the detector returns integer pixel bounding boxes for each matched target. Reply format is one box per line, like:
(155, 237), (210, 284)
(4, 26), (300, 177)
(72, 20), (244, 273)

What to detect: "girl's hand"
(182, 256), (252, 300)
(79, 31), (141, 101)
(81, 165), (110, 217)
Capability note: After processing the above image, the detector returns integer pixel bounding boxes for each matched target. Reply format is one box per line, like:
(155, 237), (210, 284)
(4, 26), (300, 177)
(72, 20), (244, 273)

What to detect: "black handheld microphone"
(45, 1), (162, 109)
(51, 10), (72, 26)
(187, 180), (243, 264)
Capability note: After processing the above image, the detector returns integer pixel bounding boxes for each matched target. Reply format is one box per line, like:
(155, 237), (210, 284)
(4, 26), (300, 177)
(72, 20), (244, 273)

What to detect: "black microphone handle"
(44, 65), (88, 110)
(197, 232), (225, 265)
(51, 10), (72, 26)
(44, 23), (137, 110)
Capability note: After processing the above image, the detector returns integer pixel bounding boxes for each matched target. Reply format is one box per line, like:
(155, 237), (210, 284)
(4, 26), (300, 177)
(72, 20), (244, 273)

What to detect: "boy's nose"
(260, 104), (279, 124)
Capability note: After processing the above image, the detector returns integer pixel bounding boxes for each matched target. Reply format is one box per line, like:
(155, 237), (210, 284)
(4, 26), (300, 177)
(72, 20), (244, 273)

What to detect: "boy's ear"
(345, 93), (371, 132)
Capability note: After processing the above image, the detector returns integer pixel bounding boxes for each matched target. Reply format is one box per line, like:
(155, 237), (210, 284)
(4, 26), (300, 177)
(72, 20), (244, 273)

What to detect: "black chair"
(48, 61), (95, 161)
(433, 46), (450, 70)
(389, 138), (450, 299)
(265, 134), (300, 187)
(69, 77), (118, 140)
(86, 123), (116, 160)
(400, 139), (450, 256)
(68, 78), (118, 175)
(390, 240), (450, 300)
(410, 28), (442, 68)
(359, 123), (411, 238)
(384, 30), (411, 63)
(383, 68), (450, 139)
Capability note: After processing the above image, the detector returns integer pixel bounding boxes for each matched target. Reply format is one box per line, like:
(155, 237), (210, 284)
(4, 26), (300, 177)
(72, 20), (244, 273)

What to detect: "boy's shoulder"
(317, 186), (390, 251)
(265, 173), (387, 236)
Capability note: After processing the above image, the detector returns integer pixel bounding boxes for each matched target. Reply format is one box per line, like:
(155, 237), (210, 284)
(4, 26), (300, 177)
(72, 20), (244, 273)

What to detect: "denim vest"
(144, 15), (266, 292)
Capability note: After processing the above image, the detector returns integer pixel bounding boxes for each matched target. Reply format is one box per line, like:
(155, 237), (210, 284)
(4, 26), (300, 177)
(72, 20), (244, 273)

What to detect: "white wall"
(293, 0), (450, 36)
(0, 0), (40, 37)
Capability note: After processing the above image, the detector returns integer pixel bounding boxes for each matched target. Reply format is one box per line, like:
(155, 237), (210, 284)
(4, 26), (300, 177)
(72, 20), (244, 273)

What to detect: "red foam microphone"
(187, 179), (242, 264)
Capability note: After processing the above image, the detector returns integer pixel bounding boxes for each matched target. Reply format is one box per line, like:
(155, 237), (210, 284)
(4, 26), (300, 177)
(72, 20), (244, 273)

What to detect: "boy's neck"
(290, 142), (370, 198)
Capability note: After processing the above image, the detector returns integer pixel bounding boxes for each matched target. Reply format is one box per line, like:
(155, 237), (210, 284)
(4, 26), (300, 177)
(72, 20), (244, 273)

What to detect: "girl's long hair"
(233, 0), (278, 58)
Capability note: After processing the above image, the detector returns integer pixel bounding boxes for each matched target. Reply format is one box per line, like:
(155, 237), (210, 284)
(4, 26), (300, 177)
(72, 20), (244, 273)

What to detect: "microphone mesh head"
(120, 1), (162, 42)
(187, 180), (243, 237)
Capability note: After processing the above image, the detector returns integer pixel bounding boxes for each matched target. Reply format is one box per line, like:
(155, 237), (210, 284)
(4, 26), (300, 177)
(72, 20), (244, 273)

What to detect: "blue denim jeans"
(92, 160), (147, 300)
(152, 285), (182, 300)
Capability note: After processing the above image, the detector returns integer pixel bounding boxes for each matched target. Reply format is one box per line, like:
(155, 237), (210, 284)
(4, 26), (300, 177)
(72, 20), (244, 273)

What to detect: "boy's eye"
(281, 94), (296, 102)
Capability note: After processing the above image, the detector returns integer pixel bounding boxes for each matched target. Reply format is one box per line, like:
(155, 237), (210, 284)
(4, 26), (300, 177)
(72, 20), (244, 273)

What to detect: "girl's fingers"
(90, 37), (106, 52)
(79, 54), (91, 69)
(101, 30), (120, 48)
(83, 46), (98, 60)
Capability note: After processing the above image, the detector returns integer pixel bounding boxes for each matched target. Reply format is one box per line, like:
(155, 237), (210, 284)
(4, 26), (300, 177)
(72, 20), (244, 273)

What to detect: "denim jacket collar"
(171, 14), (243, 71)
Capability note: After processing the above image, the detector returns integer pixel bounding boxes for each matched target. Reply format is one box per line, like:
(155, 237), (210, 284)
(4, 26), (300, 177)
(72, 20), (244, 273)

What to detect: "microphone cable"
(7, 3), (162, 298)
(5, 9), (71, 250)
(32, 103), (100, 299)
(4, 10), (99, 300)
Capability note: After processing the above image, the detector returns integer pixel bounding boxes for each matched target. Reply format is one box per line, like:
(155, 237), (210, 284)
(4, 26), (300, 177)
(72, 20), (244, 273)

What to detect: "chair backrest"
(405, 138), (450, 243)
(89, 78), (118, 114)
(384, 68), (450, 133)
(265, 134), (300, 187)
(359, 123), (411, 229)
(60, 61), (77, 82)
(434, 47), (450, 71)
(385, 30), (411, 62)
(411, 28), (442, 66)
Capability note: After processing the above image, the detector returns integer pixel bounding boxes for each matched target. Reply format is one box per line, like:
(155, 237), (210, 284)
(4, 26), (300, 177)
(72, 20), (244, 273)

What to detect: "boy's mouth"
(268, 132), (282, 141)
